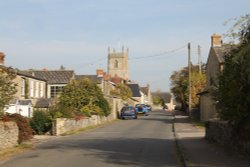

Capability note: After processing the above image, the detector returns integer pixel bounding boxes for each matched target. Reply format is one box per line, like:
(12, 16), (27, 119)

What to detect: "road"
(0, 110), (180, 167)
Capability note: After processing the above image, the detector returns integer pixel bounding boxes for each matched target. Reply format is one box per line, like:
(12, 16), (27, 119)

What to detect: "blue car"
(120, 106), (137, 119)
(135, 104), (149, 115)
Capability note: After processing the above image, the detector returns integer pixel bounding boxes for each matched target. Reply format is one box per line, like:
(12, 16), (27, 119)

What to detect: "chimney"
(211, 34), (222, 47)
(0, 52), (5, 65)
(96, 69), (104, 77)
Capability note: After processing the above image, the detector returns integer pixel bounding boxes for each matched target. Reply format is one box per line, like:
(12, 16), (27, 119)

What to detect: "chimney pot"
(211, 33), (222, 47)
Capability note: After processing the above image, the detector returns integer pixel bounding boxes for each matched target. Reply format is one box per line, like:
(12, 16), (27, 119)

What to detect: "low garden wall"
(52, 114), (115, 136)
(206, 119), (250, 154)
(0, 121), (18, 149)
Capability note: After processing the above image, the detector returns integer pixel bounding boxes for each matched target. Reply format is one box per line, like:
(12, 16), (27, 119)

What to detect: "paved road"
(0, 110), (180, 167)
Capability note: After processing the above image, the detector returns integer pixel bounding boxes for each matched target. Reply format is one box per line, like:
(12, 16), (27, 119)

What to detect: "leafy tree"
(58, 78), (110, 117)
(0, 67), (17, 116)
(110, 83), (132, 100)
(170, 65), (206, 110)
(215, 15), (250, 123)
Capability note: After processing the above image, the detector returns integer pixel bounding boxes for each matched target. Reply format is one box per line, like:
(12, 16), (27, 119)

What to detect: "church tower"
(107, 46), (129, 80)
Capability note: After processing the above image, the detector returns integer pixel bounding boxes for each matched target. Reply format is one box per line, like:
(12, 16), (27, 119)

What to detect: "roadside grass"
(191, 119), (205, 129)
(0, 143), (33, 160)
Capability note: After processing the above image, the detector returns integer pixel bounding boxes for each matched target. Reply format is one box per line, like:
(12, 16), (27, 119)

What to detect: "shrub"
(2, 113), (33, 144)
(30, 110), (52, 135)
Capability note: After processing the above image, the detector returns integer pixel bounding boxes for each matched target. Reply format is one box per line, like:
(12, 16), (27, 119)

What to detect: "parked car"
(135, 104), (149, 115)
(120, 106), (137, 119)
(145, 104), (152, 111)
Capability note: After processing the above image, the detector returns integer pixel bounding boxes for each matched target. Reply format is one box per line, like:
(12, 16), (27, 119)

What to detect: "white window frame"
(21, 78), (25, 96)
(35, 81), (39, 98)
(30, 80), (34, 97)
(40, 82), (44, 97)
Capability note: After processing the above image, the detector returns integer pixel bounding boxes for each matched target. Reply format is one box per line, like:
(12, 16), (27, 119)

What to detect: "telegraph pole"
(188, 43), (192, 114)
(198, 45), (202, 74)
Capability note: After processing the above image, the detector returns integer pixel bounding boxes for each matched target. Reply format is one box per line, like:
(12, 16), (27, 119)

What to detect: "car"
(135, 104), (149, 115)
(145, 104), (152, 111)
(120, 106), (137, 119)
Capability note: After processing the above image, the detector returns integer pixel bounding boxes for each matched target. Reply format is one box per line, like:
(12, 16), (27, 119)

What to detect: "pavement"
(173, 110), (250, 167)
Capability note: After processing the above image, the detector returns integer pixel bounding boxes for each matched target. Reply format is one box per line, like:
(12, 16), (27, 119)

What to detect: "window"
(21, 78), (25, 96)
(114, 60), (118, 68)
(30, 80), (34, 97)
(35, 82), (39, 98)
(40, 82), (44, 97)
(50, 86), (64, 98)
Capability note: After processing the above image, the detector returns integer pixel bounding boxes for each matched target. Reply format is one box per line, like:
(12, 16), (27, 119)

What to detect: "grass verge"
(0, 143), (33, 160)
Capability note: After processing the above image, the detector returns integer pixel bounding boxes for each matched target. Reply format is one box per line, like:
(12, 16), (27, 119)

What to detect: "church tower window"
(114, 60), (118, 68)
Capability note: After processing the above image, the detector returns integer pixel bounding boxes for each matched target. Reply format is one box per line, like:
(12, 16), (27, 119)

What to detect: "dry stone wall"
(0, 121), (18, 149)
(53, 114), (115, 136)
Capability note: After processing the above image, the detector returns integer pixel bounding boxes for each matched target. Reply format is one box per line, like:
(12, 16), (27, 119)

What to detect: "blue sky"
(0, 0), (249, 92)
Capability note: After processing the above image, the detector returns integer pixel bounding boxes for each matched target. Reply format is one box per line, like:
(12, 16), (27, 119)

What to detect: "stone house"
(199, 34), (232, 121)
(127, 83), (142, 104)
(25, 70), (75, 98)
(140, 85), (152, 105)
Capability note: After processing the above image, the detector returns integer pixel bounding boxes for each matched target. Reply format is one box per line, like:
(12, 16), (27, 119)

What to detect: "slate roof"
(35, 98), (53, 108)
(75, 75), (102, 84)
(19, 100), (32, 105)
(140, 87), (149, 95)
(24, 70), (75, 84)
(127, 84), (141, 97)
(17, 71), (47, 81)
(212, 44), (235, 64)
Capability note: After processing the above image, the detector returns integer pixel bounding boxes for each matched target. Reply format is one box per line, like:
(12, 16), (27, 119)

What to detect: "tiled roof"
(75, 75), (102, 84)
(25, 70), (75, 84)
(127, 84), (141, 97)
(17, 71), (47, 81)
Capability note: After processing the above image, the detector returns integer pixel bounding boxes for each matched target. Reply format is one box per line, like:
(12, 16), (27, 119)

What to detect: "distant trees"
(0, 67), (17, 116)
(170, 65), (206, 111)
(215, 14), (250, 123)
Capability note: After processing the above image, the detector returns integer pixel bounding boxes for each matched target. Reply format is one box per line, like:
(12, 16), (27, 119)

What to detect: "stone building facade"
(107, 47), (129, 80)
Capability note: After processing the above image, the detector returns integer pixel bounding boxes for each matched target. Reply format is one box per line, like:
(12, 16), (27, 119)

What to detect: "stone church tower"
(107, 47), (129, 80)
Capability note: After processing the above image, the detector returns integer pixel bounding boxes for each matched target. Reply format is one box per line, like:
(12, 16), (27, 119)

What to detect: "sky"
(0, 0), (249, 92)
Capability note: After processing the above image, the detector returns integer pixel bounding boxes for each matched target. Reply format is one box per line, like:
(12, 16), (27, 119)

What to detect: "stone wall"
(206, 119), (250, 154)
(52, 114), (115, 136)
(0, 121), (18, 149)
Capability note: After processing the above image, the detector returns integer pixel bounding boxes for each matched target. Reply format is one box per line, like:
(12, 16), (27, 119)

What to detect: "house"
(24, 70), (75, 98)
(4, 99), (33, 118)
(140, 84), (152, 105)
(127, 83), (142, 104)
(0, 53), (47, 117)
(199, 34), (232, 121)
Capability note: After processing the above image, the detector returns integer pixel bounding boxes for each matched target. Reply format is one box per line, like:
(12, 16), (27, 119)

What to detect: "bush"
(2, 113), (33, 144)
(30, 110), (52, 135)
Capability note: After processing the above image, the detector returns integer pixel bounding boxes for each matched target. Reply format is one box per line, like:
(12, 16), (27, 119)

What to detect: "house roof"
(127, 84), (141, 97)
(19, 100), (32, 105)
(140, 87), (149, 95)
(75, 75), (102, 84)
(17, 71), (47, 81)
(212, 44), (234, 64)
(35, 98), (53, 108)
(24, 70), (75, 84)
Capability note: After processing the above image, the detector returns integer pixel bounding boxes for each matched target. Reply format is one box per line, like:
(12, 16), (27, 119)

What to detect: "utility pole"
(188, 43), (192, 114)
(198, 45), (202, 74)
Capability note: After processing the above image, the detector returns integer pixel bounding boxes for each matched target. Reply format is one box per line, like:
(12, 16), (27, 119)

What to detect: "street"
(0, 110), (179, 167)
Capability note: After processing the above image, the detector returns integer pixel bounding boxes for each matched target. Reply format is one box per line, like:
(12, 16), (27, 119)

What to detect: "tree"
(58, 78), (110, 117)
(170, 65), (206, 110)
(0, 67), (17, 116)
(215, 14), (250, 123)
(110, 83), (132, 100)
